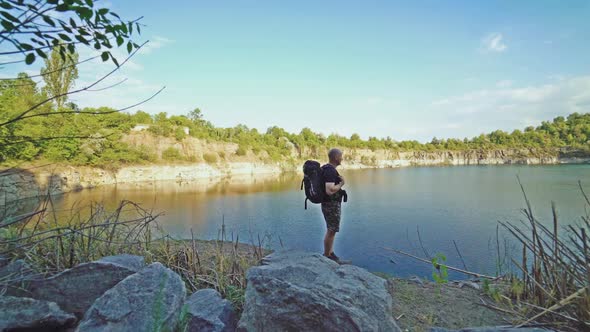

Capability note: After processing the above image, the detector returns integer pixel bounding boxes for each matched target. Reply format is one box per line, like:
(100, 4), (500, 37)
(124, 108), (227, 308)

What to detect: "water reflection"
(5, 165), (590, 279)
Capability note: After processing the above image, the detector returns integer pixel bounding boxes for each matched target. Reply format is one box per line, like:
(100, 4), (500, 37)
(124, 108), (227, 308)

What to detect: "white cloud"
(139, 36), (174, 55)
(496, 80), (513, 88)
(428, 75), (590, 136)
(481, 33), (507, 53)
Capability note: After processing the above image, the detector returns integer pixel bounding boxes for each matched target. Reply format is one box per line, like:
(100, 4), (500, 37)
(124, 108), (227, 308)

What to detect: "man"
(321, 148), (345, 263)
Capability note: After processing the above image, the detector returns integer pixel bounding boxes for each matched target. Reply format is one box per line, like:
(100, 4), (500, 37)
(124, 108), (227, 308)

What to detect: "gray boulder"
(77, 262), (186, 332)
(0, 296), (77, 331)
(429, 327), (554, 332)
(238, 250), (400, 332)
(27, 254), (144, 317)
(183, 288), (237, 332)
(0, 259), (36, 296)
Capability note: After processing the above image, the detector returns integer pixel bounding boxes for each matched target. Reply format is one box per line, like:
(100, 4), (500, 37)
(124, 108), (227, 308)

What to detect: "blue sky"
(4, 0), (590, 141)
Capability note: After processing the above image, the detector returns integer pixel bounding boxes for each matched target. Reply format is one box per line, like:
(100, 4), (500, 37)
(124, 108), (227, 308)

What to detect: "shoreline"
(1, 155), (589, 203)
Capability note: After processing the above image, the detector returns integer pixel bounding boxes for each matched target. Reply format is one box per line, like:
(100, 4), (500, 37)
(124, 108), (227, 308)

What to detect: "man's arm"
(325, 176), (345, 195)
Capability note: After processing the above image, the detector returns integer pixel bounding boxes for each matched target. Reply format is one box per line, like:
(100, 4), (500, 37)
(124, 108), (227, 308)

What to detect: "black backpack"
(301, 160), (324, 209)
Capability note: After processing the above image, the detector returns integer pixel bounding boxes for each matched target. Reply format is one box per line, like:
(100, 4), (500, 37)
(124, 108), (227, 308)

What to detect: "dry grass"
(496, 179), (590, 331)
(0, 195), (268, 312)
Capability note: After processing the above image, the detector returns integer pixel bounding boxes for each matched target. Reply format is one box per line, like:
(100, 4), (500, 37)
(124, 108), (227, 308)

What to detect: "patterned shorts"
(321, 201), (342, 232)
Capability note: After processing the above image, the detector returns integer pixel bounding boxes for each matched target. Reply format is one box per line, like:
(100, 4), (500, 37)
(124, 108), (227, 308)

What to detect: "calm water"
(43, 165), (590, 279)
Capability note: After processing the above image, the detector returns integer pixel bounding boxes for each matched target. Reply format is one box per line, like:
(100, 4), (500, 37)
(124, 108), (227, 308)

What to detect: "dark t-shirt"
(321, 164), (341, 202)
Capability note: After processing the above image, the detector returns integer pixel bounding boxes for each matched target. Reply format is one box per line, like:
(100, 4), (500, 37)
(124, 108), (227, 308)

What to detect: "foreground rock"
(0, 296), (77, 331)
(27, 254), (144, 317)
(183, 289), (238, 332)
(238, 250), (400, 332)
(77, 262), (186, 331)
(0, 259), (36, 296)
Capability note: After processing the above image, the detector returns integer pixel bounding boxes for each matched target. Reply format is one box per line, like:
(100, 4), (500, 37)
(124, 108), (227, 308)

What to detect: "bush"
(174, 127), (187, 141)
(136, 145), (157, 162)
(162, 147), (183, 161)
(236, 145), (248, 156)
(203, 152), (218, 163)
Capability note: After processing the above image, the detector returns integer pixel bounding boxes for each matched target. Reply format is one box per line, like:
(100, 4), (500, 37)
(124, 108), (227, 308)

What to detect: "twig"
(516, 287), (588, 327)
(453, 239), (468, 271)
(383, 247), (497, 279)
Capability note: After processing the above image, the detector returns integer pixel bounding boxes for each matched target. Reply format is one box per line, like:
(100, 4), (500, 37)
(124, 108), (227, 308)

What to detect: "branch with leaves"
(0, 0), (143, 66)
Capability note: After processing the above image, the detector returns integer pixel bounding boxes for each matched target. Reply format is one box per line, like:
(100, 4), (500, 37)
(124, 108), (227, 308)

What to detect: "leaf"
(20, 43), (33, 51)
(100, 51), (109, 61)
(70, 17), (77, 28)
(31, 38), (45, 46)
(126, 41), (132, 53)
(0, 10), (20, 23)
(67, 43), (75, 54)
(0, 2), (13, 10)
(60, 21), (73, 33)
(58, 33), (72, 42)
(56, 4), (69, 12)
(42, 15), (56, 27)
(109, 12), (120, 19)
(75, 35), (89, 45)
(94, 42), (100, 50)
(116, 35), (123, 46)
(47, 0), (59, 4)
(98, 8), (109, 15)
(85, 0), (93, 7)
(111, 55), (119, 67)
(35, 48), (47, 58)
(25, 53), (35, 65)
(74, 6), (92, 20)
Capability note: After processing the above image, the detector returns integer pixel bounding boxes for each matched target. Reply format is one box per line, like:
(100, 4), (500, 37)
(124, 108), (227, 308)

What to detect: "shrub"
(236, 145), (248, 156)
(203, 152), (218, 163)
(174, 127), (187, 141)
(162, 147), (183, 161)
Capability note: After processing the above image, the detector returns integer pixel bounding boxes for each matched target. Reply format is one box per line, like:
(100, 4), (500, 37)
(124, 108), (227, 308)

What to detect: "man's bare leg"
(323, 229), (336, 257)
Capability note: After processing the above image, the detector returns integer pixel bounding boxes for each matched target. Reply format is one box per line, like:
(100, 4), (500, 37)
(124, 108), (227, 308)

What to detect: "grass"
(0, 194), (268, 317)
(491, 179), (590, 331)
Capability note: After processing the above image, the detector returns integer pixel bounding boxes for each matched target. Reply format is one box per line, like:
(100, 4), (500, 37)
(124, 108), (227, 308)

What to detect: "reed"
(497, 179), (590, 331)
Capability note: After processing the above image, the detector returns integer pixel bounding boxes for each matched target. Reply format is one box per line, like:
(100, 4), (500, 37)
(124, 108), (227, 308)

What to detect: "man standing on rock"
(322, 148), (346, 263)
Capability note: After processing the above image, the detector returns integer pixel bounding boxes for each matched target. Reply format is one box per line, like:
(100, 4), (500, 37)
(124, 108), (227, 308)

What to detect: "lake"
(46, 164), (590, 280)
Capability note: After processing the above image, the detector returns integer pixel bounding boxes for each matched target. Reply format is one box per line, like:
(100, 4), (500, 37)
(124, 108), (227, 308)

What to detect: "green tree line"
(1, 72), (589, 168)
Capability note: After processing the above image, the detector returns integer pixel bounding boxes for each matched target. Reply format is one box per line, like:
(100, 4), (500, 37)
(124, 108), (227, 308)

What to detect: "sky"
(2, 0), (590, 142)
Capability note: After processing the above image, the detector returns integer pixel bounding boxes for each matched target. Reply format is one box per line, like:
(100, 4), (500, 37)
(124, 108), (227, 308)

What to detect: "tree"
(189, 108), (203, 123)
(41, 48), (79, 108)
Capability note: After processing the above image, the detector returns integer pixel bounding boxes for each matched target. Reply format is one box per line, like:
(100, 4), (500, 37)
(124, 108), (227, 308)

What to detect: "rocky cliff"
(1, 132), (588, 203)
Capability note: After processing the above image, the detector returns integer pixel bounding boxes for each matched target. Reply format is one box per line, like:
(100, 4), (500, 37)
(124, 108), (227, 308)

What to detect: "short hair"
(328, 148), (342, 162)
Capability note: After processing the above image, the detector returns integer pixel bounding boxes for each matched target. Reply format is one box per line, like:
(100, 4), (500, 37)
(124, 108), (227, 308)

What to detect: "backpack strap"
(300, 179), (304, 190)
(304, 197), (308, 210)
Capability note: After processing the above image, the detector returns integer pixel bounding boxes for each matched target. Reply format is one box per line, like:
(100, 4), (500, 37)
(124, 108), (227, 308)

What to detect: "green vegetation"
(2, 73), (589, 168)
(431, 253), (449, 285)
(1, 68), (589, 169)
(0, 0), (143, 67)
